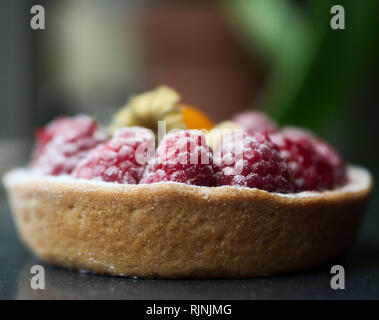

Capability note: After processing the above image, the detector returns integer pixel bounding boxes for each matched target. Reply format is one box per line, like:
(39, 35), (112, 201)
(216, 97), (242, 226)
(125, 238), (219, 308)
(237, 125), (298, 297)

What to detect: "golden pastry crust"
(3, 166), (373, 279)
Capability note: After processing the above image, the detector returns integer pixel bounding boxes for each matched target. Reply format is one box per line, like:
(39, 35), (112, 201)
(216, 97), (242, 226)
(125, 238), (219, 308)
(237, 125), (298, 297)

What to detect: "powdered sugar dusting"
(140, 130), (217, 186)
(217, 130), (294, 193)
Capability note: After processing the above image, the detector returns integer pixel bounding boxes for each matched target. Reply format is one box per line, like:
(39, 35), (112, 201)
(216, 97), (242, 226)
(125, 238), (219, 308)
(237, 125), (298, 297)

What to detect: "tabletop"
(1, 193), (378, 300)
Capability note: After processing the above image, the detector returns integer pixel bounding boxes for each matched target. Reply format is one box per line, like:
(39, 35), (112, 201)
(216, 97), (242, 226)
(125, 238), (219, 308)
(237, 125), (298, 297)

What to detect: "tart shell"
(3, 166), (373, 279)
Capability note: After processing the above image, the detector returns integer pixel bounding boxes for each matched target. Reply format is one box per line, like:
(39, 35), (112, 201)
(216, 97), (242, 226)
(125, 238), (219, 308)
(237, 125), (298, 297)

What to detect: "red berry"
(311, 137), (347, 187)
(270, 127), (346, 191)
(140, 130), (216, 186)
(31, 115), (106, 175)
(217, 130), (294, 193)
(232, 111), (277, 133)
(72, 127), (155, 184)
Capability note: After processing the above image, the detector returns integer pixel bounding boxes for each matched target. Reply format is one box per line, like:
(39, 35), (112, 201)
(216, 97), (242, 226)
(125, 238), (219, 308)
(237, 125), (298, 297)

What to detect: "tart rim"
(3, 165), (373, 279)
(3, 165), (373, 204)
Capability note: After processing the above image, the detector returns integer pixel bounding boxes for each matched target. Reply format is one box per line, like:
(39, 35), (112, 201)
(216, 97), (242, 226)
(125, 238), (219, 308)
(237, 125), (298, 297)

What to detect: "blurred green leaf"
(227, 0), (377, 131)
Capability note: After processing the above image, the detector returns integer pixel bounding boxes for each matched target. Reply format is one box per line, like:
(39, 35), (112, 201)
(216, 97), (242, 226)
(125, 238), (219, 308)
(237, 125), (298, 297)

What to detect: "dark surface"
(1, 192), (378, 300)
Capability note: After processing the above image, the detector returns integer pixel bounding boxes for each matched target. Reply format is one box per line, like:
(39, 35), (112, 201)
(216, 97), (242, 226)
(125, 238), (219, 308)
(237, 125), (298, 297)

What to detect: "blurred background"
(0, 0), (378, 218)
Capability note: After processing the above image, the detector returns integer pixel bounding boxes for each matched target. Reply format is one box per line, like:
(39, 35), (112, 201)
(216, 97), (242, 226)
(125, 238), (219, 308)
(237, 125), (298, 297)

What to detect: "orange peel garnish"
(181, 105), (214, 131)
(109, 86), (214, 136)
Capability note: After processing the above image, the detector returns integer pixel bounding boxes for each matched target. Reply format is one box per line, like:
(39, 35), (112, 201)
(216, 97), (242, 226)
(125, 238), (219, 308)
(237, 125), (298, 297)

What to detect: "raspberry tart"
(3, 87), (373, 279)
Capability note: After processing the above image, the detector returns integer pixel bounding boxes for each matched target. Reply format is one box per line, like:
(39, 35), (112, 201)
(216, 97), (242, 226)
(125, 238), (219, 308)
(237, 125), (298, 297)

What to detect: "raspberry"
(72, 127), (154, 184)
(140, 130), (216, 186)
(31, 115), (106, 175)
(270, 127), (346, 191)
(217, 130), (294, 193)
(232, 111), (277, 133)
